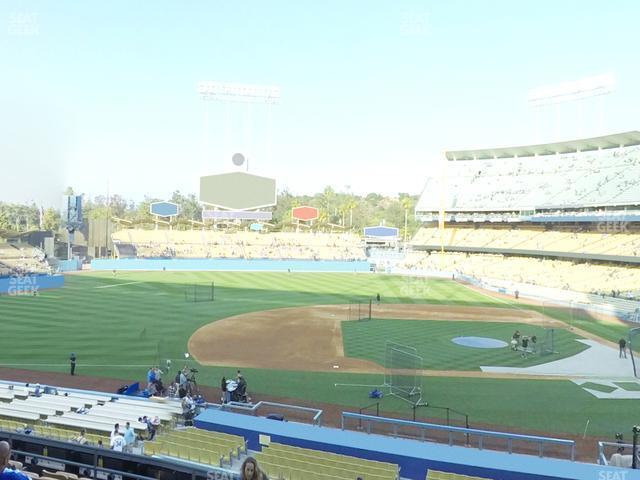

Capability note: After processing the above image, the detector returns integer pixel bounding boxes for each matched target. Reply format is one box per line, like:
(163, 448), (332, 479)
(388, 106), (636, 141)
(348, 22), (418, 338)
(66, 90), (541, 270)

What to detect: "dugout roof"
(446, 130), (640, 161)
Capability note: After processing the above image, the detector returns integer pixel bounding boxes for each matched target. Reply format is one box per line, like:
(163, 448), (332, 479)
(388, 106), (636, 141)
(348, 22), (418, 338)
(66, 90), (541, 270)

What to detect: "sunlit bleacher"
(0, 382), (180, 446)
(411, 227), (640, 257)
(257, 442), (399, 480)
(144, 427), (246, 467)
(416, 132), (640, 213)
(111, 230), (366, 261)
(0, 243), (50, 276)
(426, 470), (492, 480)
(401, 251), (640, 297)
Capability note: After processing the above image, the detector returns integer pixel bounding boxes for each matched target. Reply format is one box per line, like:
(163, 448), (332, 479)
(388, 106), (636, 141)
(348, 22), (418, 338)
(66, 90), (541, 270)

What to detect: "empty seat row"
(427, 469), (493, 480)
(261, 442), (398, 479)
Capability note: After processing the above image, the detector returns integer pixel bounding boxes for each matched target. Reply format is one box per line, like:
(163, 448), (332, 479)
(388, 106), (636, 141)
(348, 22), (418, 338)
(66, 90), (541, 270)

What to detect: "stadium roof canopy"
(446, 130), (640, 161)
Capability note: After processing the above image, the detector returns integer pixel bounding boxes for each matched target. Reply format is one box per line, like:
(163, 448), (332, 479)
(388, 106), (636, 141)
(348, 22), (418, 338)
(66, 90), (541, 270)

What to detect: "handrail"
(358, 402), (380, 430)
(341, 412), (575, 460)
(597, 441), (636, 465)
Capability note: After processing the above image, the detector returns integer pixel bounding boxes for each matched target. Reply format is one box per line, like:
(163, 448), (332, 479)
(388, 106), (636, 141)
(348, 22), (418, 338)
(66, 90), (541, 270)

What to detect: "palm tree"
(346, 198), (358, 230)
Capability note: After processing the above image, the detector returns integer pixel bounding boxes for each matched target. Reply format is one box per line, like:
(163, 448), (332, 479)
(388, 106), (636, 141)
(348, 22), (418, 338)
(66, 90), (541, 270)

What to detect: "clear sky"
(1, 0), (639, 207)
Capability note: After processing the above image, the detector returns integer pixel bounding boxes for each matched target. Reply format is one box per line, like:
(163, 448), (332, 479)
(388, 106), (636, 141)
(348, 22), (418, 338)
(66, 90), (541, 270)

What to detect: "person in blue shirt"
(123, 422), (136, 451)
(147, 367), (156, 385)
(0, 441), (29, 480)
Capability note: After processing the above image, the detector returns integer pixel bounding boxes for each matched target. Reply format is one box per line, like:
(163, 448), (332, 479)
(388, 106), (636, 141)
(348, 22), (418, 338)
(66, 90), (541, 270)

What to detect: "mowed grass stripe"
(1, 271), (634, 437)
(342, 319), (588, 370)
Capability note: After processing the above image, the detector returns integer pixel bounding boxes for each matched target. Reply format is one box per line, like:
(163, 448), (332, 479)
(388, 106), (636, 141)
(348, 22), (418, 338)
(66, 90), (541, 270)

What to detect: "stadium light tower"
(527, 72), (616, 141)
(197, 81), (281, 171)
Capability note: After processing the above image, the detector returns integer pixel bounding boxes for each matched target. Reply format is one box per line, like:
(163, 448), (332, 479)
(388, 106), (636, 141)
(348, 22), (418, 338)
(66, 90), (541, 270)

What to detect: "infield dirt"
(188, 303), (606, 379)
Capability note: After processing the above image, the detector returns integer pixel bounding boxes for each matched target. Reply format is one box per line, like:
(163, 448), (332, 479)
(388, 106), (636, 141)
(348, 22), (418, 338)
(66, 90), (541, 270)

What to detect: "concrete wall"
(195, 409), (638, 480)
(57, 258), (82, 272)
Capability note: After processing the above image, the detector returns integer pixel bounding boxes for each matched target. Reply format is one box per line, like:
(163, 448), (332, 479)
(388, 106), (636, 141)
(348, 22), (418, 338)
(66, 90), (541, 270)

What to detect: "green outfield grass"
(342, 319), (589, 370)
(0, 271), (637, 437)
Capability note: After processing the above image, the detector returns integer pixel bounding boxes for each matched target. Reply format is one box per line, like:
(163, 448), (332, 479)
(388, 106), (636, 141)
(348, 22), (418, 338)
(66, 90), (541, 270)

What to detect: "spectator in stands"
(110, 423), (120, 441)
(240, 457), (268, 480)
(182, 394), (196, 425)
(0, 441), (29, 480)
(110, 432), (126, 452)
(123, 422), (135, 451)
(619, 338), (627, 359)
(143, 416), (160, 441)
(74, 428), (88, 445)
(137, 417), (147, 440)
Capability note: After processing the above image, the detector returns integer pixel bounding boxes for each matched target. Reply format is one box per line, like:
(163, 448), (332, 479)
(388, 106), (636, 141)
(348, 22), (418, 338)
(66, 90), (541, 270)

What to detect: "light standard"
(197, 81), (281, 169)
(527, 72), (616, 141)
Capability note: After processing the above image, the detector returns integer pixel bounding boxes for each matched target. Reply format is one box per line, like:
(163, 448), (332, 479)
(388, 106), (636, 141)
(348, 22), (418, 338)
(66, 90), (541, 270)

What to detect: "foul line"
(458, 281), (528, 313)
(94, 281), (143, 289)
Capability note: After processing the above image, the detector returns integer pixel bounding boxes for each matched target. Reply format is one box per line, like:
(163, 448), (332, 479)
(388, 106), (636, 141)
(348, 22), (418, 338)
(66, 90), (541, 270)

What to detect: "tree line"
(1, 186), (420, 239)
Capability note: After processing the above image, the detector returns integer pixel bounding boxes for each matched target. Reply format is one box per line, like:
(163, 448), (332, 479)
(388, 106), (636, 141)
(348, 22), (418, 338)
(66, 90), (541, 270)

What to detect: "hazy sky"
(1, 0), (639, 207)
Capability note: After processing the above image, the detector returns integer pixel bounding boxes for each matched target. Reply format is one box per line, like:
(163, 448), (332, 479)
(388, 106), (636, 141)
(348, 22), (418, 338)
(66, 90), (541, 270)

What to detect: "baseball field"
(0, 270), (636, 439)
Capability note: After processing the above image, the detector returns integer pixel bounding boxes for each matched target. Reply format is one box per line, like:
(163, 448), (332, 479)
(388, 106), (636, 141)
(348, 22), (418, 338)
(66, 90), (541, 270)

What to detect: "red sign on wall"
(292, 206), (319, 221)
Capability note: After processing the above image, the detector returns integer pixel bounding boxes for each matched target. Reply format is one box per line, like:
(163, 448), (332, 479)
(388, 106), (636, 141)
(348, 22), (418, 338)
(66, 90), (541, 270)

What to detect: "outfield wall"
(196, 409), (637, 480)
(57, 258), (82, 272)
(0, 274), (64, 295)
(91, 258), (371, 272)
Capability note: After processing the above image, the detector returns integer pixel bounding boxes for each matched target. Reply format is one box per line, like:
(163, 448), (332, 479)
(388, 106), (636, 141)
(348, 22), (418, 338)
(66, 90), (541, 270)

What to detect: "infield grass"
(342, 319), (589, 370)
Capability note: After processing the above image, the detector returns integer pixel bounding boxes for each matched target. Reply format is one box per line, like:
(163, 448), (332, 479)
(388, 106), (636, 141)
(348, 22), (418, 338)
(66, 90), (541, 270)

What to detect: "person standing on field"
(70, 353), (77, 376)
(619, 338), (627, 359)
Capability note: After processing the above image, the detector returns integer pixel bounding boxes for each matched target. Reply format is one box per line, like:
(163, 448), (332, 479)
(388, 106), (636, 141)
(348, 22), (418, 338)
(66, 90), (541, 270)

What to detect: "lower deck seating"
(427, 470), (493, 480)
(0, 418), (108, 446)
(426, 470), (490, 480)
(257, 442), (399, 480)
(144, 427), (246, 467)
(401, 251), (640, 296)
